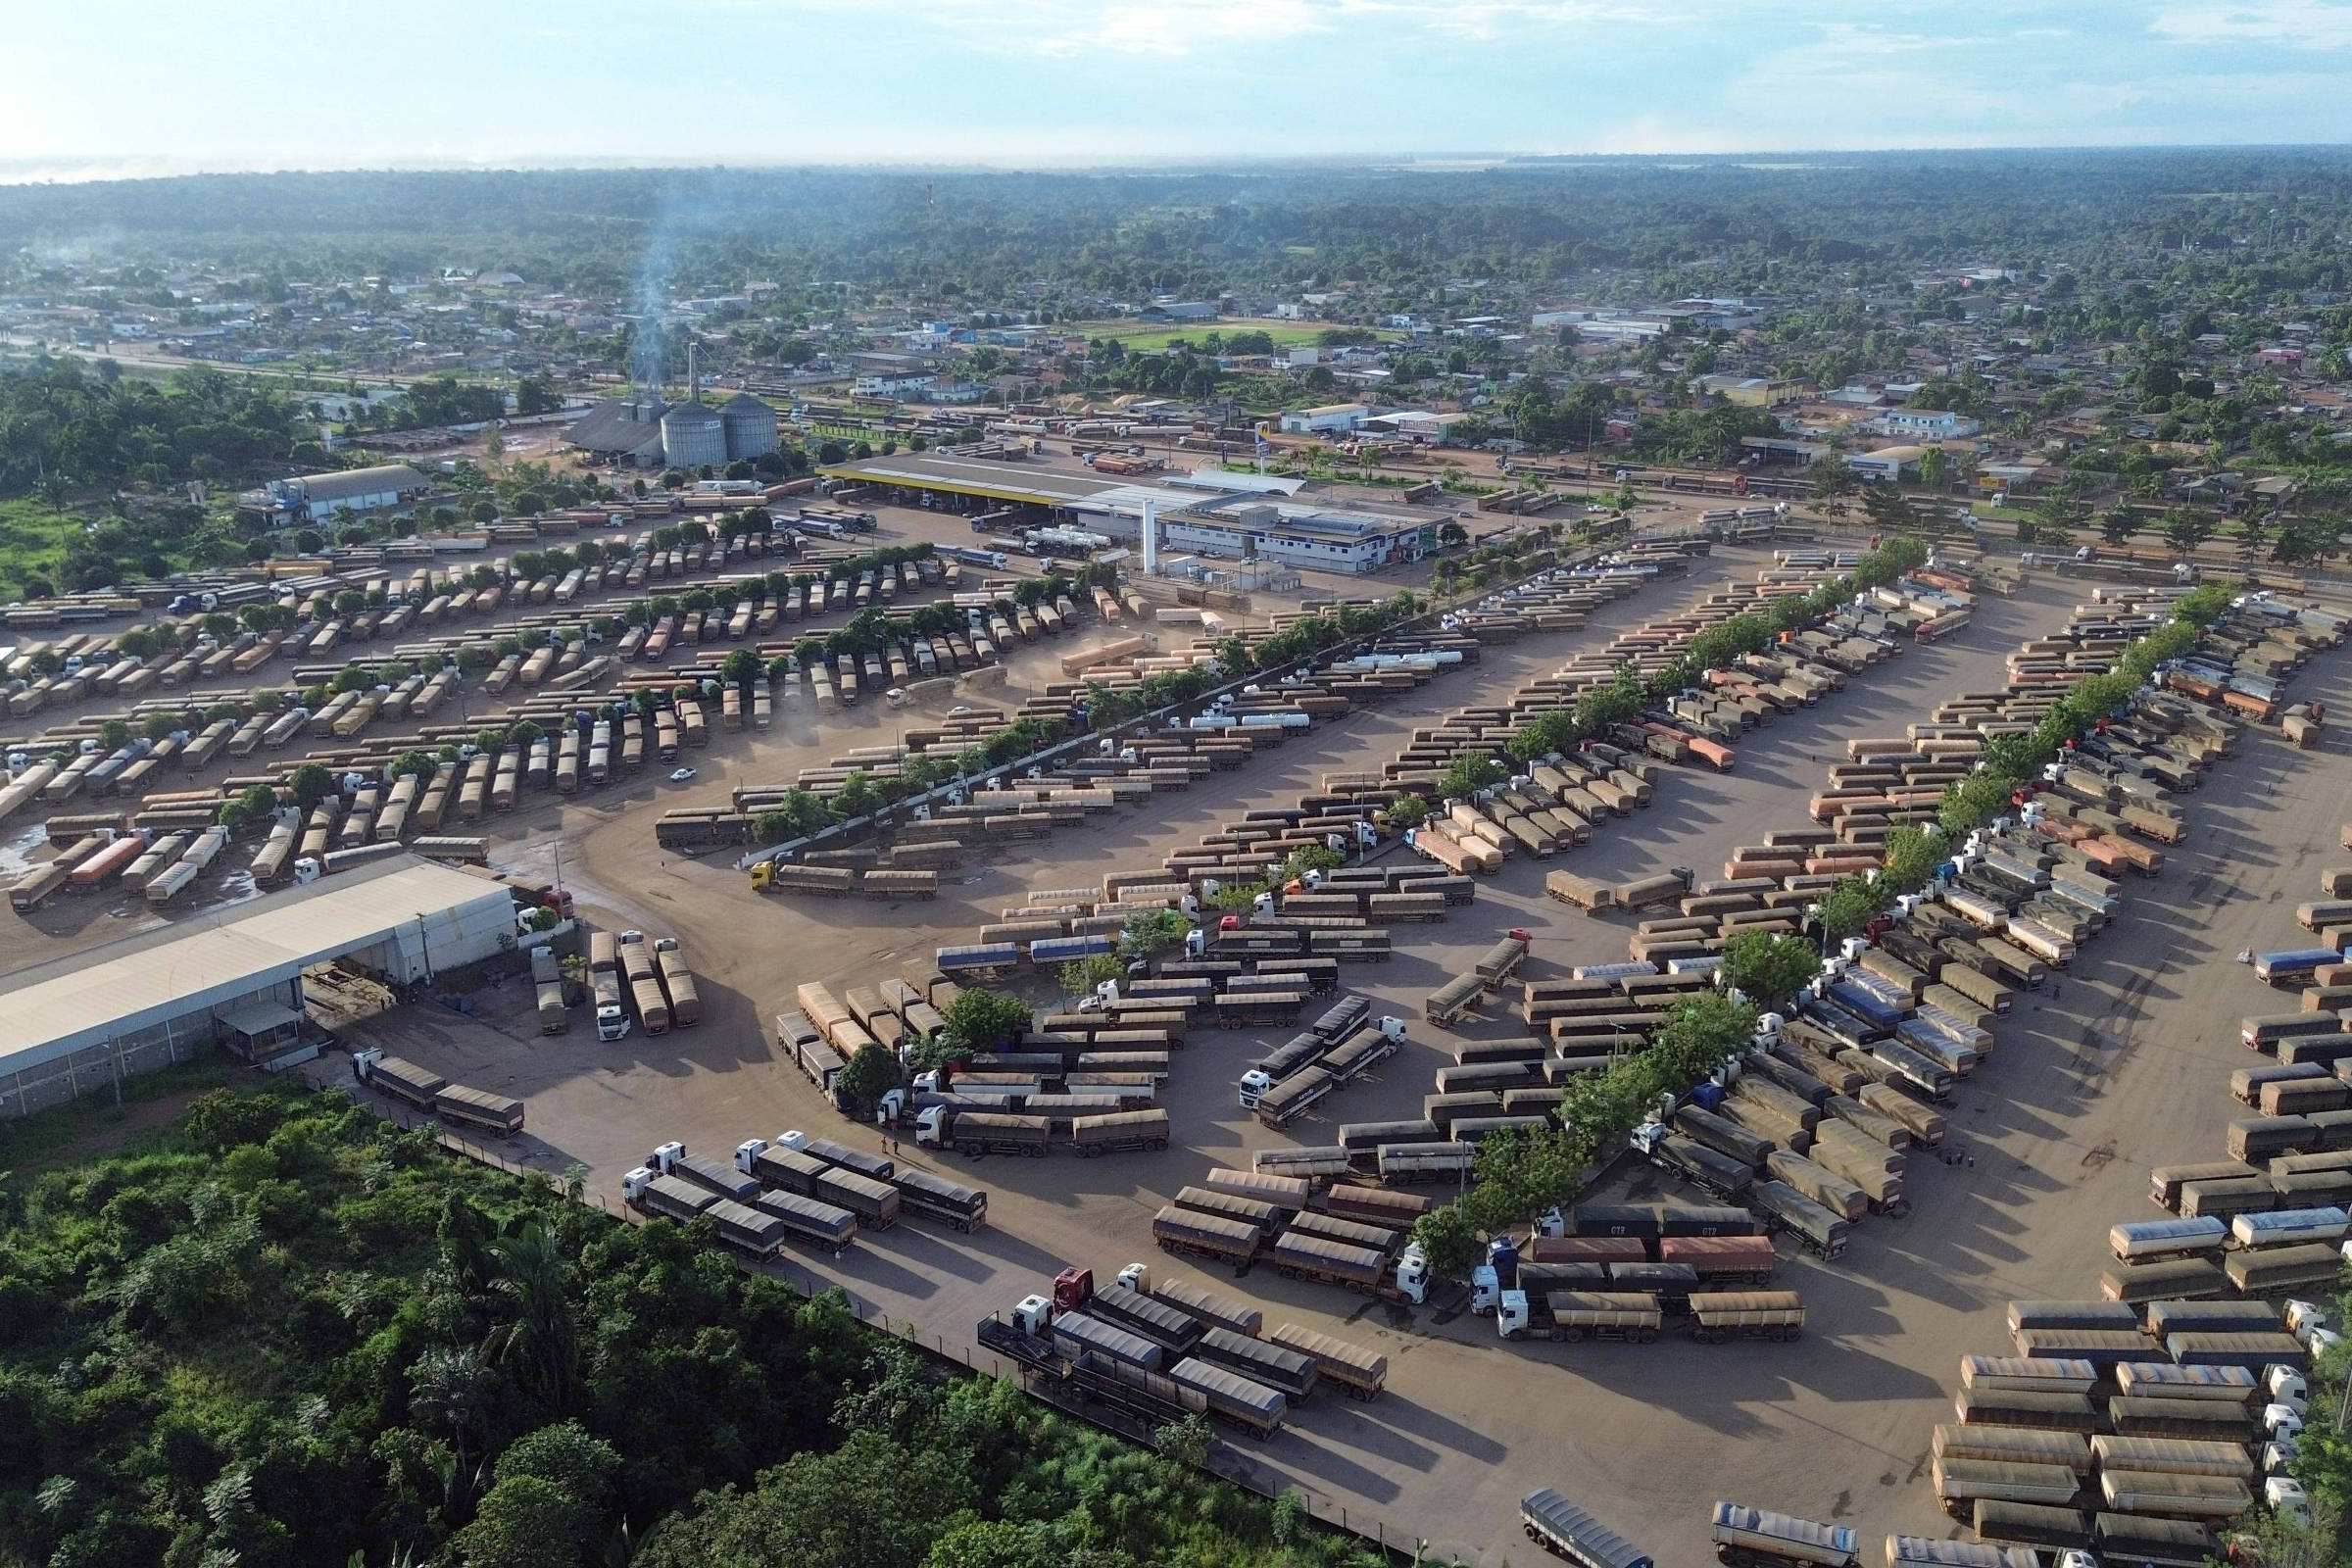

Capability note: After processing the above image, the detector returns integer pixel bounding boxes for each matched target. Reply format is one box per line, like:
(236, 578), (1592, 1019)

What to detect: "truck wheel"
(1636, 1328), (1657, 1344)
(1560, 1326), (1585, 1343)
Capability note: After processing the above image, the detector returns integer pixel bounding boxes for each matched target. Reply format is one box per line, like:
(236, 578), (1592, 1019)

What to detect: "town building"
(238, 464), (430, 528)
(1278, 403), (1372, 435)
(1865, 409), (1982, 441)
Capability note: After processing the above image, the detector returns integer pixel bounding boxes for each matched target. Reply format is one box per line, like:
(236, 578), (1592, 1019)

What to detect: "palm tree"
(410, 1346), (493, 1505)
(483, 1221), (581, 1418)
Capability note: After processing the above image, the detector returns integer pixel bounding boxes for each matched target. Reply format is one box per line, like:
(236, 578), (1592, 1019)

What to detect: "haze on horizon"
(11, 0), (2352, 183)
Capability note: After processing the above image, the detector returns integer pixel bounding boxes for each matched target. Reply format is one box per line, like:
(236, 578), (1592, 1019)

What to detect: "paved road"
(336, 565), (2352, 1564)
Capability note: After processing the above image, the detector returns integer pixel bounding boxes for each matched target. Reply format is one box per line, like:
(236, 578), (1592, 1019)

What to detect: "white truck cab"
(1011, 1294), (1053, 1337)
(1470, 1265), (1502, 1314)
(1236, 1070), (1272, 1110)
(2286, 1298), (2330, 1342)
(1394, 1242), (1429, 1304)
(597, 1004), (631, 1042)
(734, 1138), (767, 1172)
(914, 1104), (949, 1147)
(1116, 1262), (1151, 1295)
(649, 1141), (685, 1174)
(2268, 1367), (2309, 1402)
(620, 1167), (657, 1203)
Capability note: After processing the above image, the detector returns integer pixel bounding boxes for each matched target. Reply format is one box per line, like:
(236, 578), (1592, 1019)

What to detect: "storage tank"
(720, 392), (779, 461)
(661, 402), (727, 469)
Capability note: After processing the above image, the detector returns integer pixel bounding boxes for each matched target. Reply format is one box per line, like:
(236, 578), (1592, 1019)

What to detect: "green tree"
(940, 989), (1029, 1054)
(833, 1045), (902, 1113)
(2163, 509), (2215, 556)
(1435, 753), (1507, 801)
(637, 1431), (971, 1568)
(450, 1476), (590, 1568)
(1384, 794), (1430, 830)
(1056, 956), (1124, 996)
(1815, 875), (1886, 940)
(1719, 929), (1821, 1008)
(1410, 1198), (1483, 1278)
(288, 762), (334, 810)
(1118, 907), (1190, 959)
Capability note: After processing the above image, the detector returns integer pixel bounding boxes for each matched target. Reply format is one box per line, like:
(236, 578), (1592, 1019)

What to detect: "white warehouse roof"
(0, 858), (512, 1078)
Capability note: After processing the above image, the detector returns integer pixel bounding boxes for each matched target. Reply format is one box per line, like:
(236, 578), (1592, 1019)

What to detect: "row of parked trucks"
(1458, 1204), (1807, 1343)
(618, 1131), (989, 1257)
(1521, 1489), (2041, 1568)
(976, 1261), (1391, 1442)
(352, 1049), (524, 1136)
(1235, 994), (1407, 1126)
(1926, 1288), (2328, 1559)
(587, 927), (698, 1040)
(1921, 654), (2345, 1559)
(1516, 594), (2315, 1333)
(1521, 1481), (2221, 1568)
(1144, 1166), (1435, 1302)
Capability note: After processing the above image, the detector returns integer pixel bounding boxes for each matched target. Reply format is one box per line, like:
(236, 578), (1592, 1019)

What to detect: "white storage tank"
(661, 402), (727, 469)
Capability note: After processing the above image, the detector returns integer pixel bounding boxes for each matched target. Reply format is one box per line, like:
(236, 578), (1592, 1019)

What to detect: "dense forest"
(0, 1083), (1376, 1568)
(11, 151), (2352, 306)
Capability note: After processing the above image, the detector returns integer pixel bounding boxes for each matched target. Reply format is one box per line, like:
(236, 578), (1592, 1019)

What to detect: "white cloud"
(736, 0), (1680, 56)
(2151, 1), (2352, 46)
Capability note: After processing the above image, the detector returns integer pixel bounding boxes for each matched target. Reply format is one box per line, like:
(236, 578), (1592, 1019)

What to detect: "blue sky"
(9, 0), (2352, 178)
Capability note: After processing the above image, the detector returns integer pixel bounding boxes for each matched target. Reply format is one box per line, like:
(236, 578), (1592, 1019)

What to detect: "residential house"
(1866, 409), (1982, 441)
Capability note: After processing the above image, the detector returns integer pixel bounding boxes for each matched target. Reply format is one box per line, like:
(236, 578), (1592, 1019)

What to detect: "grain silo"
(720, 392), (779, 462)
(660, 401), (726, 469)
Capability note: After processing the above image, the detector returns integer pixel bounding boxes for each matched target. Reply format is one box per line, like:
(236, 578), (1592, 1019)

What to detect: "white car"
(668, 767), (696, 783)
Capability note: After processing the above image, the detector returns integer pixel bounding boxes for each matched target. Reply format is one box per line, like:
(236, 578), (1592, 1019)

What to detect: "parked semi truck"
(1520, 1490), (1654, 1568)
(1498, 1289), (1663, 1343)
(917, 1106), (1055, 1156)
(1708, 1503), (1857, 1568)
(352, 1049), (446, 1112)
(976, 1295), (1286, 1440)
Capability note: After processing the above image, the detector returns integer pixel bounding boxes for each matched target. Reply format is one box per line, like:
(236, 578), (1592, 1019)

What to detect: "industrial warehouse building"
(0, 857), (516, 1117)
(238, 464), (431, 528)
(567, 390), (778, 469)
(819, 452), (1443, 573)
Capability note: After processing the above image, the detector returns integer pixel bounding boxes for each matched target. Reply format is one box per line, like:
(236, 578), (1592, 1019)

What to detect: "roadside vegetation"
(0, 1081), (1388, 1568)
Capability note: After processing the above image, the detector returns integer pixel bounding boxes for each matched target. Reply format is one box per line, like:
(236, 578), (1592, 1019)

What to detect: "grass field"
(0, 498), (88, 601)
(1070, 317), (1397, 351)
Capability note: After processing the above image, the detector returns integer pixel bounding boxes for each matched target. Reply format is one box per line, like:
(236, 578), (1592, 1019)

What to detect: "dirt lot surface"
(297, 555), (2352, 1564)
